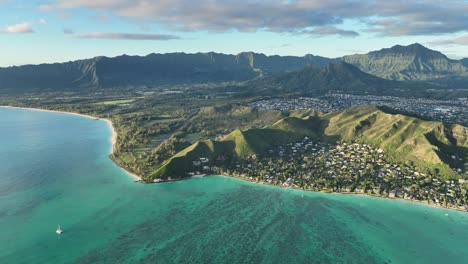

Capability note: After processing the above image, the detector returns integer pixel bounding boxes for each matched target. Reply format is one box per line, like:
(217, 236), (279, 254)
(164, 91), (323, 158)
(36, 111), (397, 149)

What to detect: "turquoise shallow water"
(0, 107), (467, 264)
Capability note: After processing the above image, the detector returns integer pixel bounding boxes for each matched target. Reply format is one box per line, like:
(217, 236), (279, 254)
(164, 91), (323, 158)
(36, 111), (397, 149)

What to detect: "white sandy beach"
(0, 106), (141, 181)
(221, 174), (467, 213)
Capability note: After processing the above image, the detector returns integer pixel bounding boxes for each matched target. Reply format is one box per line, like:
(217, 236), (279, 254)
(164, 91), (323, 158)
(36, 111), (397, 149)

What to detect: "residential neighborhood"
(190, 137), (468, 211)
(248, 94), (468, 126)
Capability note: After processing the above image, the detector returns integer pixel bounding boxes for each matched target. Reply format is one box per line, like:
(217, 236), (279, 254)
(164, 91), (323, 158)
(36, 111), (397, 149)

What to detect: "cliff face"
(343, 43), (468, 81)
(0, 52), (334, 92)
(2, 43), (467, 93)
(461, 58), (468, 68)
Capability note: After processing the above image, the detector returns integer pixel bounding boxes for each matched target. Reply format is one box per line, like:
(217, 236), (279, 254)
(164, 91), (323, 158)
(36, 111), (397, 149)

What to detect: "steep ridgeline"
(342, 43), (468, 83)
(150, 105), (467, 180)
(265, 61), (394, 95)
(249, 61), (437, 96)
(0, 58), (100, 92)
(0, 52), (334, 92)
(462, 58), (468, 68)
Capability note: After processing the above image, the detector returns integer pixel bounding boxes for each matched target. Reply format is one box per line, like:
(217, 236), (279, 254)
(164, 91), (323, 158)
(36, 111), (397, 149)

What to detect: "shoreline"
(0, 105), (142, 181)
(215, 174), (468, 213)
(0, 105), (466, 212)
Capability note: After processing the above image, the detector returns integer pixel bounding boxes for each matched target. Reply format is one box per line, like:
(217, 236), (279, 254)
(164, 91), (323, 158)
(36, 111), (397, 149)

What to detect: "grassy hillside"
(148, 116), (326, 179)
(148, 105), (467, 180)
(150, 140), (224, 178)
(322, 105), (467, 175)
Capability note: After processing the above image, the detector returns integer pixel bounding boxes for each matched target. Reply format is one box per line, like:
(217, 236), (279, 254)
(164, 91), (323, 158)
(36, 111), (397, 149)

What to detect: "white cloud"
(429, 35), (468, 46)
(37, 0), (468, 36)
(39, 0), (128, 11)
(0, 22), (34, 33)
(301, 27), (359, 38)
(39, 18), (47, 24)
(64, 31), (180, 40)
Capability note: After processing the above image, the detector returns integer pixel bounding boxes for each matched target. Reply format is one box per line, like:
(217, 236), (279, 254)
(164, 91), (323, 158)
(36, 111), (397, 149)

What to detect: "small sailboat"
(56, 225), (63, 235)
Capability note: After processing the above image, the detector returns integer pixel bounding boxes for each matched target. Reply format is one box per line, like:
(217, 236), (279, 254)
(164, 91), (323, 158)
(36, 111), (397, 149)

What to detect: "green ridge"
(148, 105), (467, 180)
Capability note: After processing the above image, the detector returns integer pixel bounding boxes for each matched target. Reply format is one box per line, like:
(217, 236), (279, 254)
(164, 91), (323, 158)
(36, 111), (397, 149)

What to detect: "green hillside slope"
(149, 105), (467, 180)
(323, 106), (467, 175)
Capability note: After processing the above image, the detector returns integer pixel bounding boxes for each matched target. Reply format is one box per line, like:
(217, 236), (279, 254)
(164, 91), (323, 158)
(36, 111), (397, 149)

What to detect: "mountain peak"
(343, 43), (468, 81)
(265, 61), (389, 95)
(403, 43), (427, 49)
(237, 51), (266, 57)
(0, 52), (336, 91)
(380, 43), (440, 57)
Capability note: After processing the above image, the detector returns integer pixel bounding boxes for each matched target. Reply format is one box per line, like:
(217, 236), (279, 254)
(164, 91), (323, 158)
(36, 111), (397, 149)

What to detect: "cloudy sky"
(1, 0), (468, 66)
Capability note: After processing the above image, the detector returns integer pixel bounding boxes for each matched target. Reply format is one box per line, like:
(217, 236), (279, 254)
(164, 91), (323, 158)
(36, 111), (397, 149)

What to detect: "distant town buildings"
(248, 94), (468, 126)
(202, 138), (468, 211)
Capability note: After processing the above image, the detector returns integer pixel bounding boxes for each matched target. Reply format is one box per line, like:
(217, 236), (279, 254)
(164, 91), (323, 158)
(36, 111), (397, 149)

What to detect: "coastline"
(0, 105), (466, 212)
(215, 174), (468, 213)
(0, 106), (142, 181)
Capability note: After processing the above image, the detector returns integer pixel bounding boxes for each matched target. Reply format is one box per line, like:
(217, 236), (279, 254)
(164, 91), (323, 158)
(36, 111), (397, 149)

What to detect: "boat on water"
(56, 225), (62, 235)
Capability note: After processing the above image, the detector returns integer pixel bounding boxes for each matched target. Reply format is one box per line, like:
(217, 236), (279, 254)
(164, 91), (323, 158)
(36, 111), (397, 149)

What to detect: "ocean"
(0, 107), (467, 263)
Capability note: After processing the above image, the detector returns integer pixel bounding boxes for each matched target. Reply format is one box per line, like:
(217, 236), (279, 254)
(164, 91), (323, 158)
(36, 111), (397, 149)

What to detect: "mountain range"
(343, 43), (468, 84)
(244, 61), (460, 98)
(1, 43), (468, 93)
(253, 61), (398, 95)
(0, 52), (333, 92)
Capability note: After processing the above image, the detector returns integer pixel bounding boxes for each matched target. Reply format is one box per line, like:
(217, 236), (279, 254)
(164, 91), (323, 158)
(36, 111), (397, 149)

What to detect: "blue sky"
(1, 0), (468, 67)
